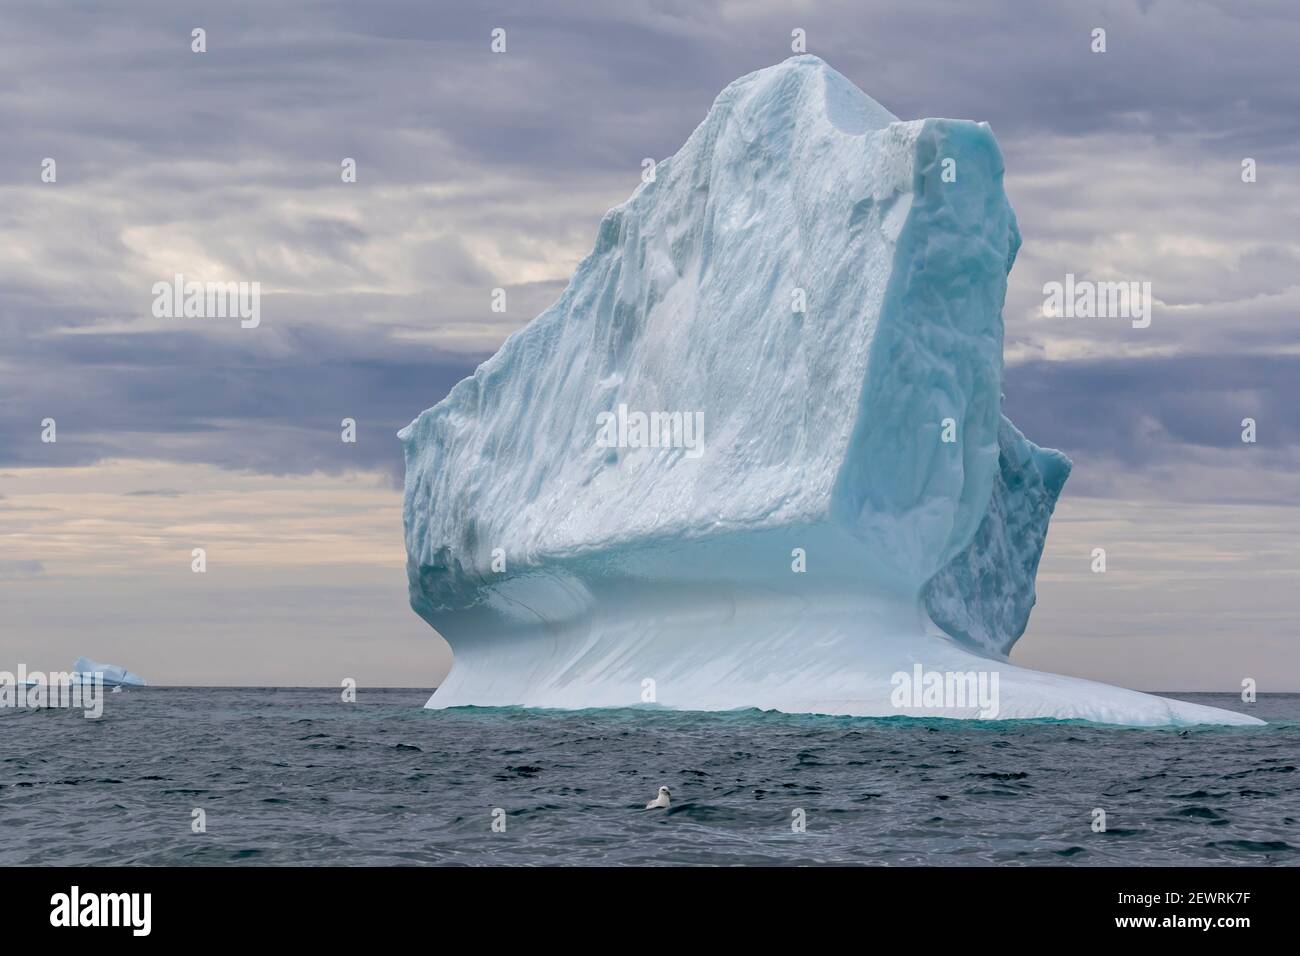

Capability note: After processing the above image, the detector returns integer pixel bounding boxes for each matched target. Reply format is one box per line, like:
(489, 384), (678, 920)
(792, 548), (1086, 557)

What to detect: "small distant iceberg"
(22, 659), (147, 687)
(68, 657), (147, 687)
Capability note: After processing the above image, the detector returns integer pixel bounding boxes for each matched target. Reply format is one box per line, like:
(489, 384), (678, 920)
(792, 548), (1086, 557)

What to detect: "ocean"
(2, 688), (1296, 866)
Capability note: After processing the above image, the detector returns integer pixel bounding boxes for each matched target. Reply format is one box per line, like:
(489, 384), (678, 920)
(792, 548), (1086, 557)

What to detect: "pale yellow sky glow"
(1, 460), (452, 687)
(3, 459), (410, 572)
(4, 460), (1296, 690)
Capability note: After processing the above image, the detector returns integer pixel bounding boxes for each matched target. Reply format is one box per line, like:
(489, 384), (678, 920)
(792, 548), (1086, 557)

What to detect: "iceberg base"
(422, 573), (1262, 728)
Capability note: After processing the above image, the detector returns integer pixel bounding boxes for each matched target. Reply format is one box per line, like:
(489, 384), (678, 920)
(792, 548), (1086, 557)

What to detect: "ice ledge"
(422, 582), (1262, 727)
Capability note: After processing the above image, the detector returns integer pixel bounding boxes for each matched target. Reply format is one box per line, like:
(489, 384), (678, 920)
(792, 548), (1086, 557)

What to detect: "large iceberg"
(399, 56), (1259, 727)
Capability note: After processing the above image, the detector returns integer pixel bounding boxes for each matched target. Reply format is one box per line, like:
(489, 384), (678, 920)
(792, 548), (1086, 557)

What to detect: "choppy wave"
(1, 688), (1295, 865)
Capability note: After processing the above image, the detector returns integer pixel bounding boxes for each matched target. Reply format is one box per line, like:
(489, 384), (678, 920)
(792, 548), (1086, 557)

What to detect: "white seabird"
(645, 786), (671, 810)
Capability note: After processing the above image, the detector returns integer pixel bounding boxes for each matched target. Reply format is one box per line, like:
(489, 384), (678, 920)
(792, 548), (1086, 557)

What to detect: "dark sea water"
(1, 688), (1296, 866)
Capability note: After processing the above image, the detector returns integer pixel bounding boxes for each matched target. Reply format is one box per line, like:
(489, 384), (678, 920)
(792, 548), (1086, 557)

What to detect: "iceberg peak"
(706, 54), (899, 136)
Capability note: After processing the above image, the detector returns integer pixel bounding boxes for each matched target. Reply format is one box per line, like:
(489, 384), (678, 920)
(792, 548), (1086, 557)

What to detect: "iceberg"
(70, 657), (147, 688)
(399, 56), (1260, 727)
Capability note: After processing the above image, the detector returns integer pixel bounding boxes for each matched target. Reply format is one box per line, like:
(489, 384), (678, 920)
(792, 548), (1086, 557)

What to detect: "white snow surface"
(399, 57), (1261, 727)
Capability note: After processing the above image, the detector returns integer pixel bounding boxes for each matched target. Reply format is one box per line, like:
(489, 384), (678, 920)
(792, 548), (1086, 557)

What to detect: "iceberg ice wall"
(400, 56), (1259, 727)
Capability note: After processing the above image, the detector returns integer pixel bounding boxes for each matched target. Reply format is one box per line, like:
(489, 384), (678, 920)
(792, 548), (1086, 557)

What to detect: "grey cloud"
(0, 559), (45, 580)
(0, 0), (1296, 508)
(1005, 353), (1300, 503)
(0, 320), (483, 482)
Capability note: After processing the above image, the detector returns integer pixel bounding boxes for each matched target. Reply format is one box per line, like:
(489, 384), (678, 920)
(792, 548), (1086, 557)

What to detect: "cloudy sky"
(2, 0), (1297, 690)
